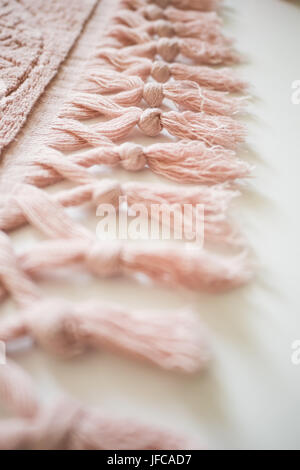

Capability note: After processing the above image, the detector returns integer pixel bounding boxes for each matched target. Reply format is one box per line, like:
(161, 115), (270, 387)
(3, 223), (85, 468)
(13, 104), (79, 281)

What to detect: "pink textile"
(0, 0), (98, 154)
(0, 0), (252, 450)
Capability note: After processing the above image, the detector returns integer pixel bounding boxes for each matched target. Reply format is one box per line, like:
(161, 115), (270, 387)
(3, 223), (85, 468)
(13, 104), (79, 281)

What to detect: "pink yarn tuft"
(114, 8), (222, 36)
(71, 72), (246, 116)
(108, 20), (228, 45)
(17, 238), (252, 293)
(1, 180), (243, 246)
(0, 187), (251, 294)
(143, 141), (251, 183)
(0, 298), (210, 373)
(169, 62), (248, 92)
(121, 0), (221, 13)
(83, 57), (247, 92)
(18, 140), (251, 188)
(0, 396), (201, 450)
(0, 231), (210, 374)
(0, 363), (202, 449)
(96, 39), (239, 65)
(136, 4), (221, 22)
(49, 107), (246, 150)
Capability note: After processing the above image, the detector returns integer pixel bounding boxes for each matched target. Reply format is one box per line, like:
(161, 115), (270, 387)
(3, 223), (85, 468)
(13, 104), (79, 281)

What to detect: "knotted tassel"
(17, 238), (252, 292)
(0, 184), (252, 293)
(95, 38), (239, 65)
(121, 0), (221, 13)
(0, 231), (210, 373)
(72, 72), (245, 116)
(20, 140), (251, 188)
(83, 57), (247, 92)
(114, 7), (221, 33)
(0, 298), (210, 373)
(0, 392), (201, 449)
(0, 181), (242, 246)
(50, 106), (246, 150)
(0, 187), (251, 293)
(71, 179), (241, 246)
(132, 4), (221, 22)
(108, 20), (228, 44)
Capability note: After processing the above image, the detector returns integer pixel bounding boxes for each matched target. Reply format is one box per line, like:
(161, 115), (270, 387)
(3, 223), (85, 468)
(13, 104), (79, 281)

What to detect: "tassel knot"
(143, 4), (164, 20)
(138, 108), (163, 136)
(143, 82), (164, 107)
(23, 299), (85, 357)
(118, 142), (146, 171)
(154, 19), (174, 37)
(85, 242), (123, 278)
(151, 60), (171, 82)
(157, 37), (179, 62)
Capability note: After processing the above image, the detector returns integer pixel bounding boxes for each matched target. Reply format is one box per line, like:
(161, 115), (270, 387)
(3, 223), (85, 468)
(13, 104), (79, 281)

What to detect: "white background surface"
(1, 0), (300, 450)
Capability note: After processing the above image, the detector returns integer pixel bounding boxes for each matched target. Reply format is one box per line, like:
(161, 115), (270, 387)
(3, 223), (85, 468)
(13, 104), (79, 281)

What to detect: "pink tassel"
(60, 92), (141, 120)
(95, 38), (239, 65)
(114, 8), (148, 28)
(0, 362), (201, 449)
(107, 25), (152, 47)
(160, 110), (246, 148)
(0, 187), (251, 293)
(108, 21), (227, 44)
(136, 4), (221, 22)
(92, 179), (241, 246)
(179, 38), (239, 65)
(81, 58), (247, 93)
(143, 141), (251, 184)
(162, 81), (245, 115)
(115, 7), (221, 30)
(0, 298), (210, 373)
(18, 238), (252, 293)
(0, 231), (210, 374)
(166, 0), (222, 11)
(50, 104), (246, 150)
(1, 180), (242, 247)
(164, 19), (224, 41)
(77, 69), (144, 94)
(121, 0), (221, 13)
(169, 62), (248, 92)
(74, 71), (245, 116)
(83, 137), (249, 184)
(90, 49), (147, 75)
(49, 112), (142, 149)
(16, 141), (251, 189)
(0, 394), (201, 449)
(161, 6), (220, 22)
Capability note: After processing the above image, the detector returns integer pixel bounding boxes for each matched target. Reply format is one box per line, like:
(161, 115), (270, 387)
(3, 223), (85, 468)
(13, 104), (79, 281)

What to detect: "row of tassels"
(0, 0), (251, 449)
(0, 183), (251, 297)
(47, 0), (249, 175)
(0, 228), (210, 374)
(0, 0), (251, 378)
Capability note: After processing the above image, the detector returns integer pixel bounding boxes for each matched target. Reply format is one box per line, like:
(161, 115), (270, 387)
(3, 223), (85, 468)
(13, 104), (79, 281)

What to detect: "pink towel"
(0, 0), (98, 154)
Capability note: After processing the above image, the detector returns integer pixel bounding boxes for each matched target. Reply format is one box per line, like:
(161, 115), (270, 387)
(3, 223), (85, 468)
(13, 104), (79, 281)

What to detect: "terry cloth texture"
(0, 0), (98, 154)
